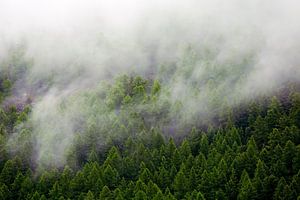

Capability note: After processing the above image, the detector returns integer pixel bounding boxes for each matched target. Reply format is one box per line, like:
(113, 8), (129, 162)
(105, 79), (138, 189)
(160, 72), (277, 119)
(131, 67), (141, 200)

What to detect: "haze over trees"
(1, 0), (300, 199)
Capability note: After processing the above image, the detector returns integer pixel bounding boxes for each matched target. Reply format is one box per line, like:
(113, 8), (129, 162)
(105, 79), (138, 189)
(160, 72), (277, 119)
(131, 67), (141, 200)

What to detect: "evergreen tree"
(179, 139), (192, 160)
(0, 159), (19, 185)
(30, 191), (41, 200)
(49, 181), (62, 200)
(266, 97), (283, 130)
(0, 183), (9, 200)
(11, 172), (24, 199)
(164, 188), (176, 200)
(153, 190), (164, 200)
(146, 180), (160, 199)
(100, 186), (112, 200)
(237, 171), (255, 200)
(283, 140), (297, 177)
(84, 191), (95, 200)
(70, 171), (86, 197)
(103, 164), (119, 188)
(196, 192), (206, 200)
(134, 190), (147, 200)
(274, 177), (295, 200)
(173, 167), (188, 199)
(20, 176), (33, 199)
(225, 168), (238, 199)
(253, 159), (268, 199)
(252, 116), (269, 147)
(200, 134), (209, 157)
(87, 148), (99, 163)
(114, 188), (125, 200)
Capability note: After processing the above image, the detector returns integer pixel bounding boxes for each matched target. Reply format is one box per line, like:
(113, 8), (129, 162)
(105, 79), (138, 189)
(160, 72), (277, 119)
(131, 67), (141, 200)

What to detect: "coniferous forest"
(1, 1), (300, 199)
(1, 59), (300, 199)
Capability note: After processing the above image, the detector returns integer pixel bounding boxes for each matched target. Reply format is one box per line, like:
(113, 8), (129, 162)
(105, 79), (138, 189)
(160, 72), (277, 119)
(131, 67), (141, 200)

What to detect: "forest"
(1, 0), (300, 199)
(0, 50), (300, 199)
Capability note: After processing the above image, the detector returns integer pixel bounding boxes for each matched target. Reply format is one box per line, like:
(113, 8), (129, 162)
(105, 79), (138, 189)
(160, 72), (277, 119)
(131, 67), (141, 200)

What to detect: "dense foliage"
(1, 70), (300, 199)
(0, 45), (299, 199)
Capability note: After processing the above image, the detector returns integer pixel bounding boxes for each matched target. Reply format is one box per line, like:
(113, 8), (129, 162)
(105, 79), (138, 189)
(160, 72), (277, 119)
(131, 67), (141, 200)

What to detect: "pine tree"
(146, 180), (160, 199)
(156, 166), (170, 190)
(252, 116), (269, 147)
(274, 177), (296, 200)
(200, 134), (209, 157)
(164, 188), (176, 200)
(49, 181), (62, 200)
(11, 172), (24, 199)
(270, 144), (286, 178)
(238, 136), (258, 177)
(114, 188), (125, 200)
(151, 130), (165, 149)
(59, 165), (73, 198)
(237, 171), (255, 200)
(166, 138), (177, 160)
(151, 80), (161, 96)
(215, 189), (227, 200)
(171, 149), (182, 170)
(20, 176), (33, 199)
(188, 167), (197, 190)
(86, 163), (103, 195)
(134, 190), (147, 200)
(217, 158), (228, 188)
(283, 140), (297, 177)
(266, 96), (283, 130)
(196, 192), (206, 200)
(194, 153), (207, 178)
(70, 171), (86, 197)
(0, 159), (19, 185)
(103, 146), (122, 171)
(153, 190), (164, 200)
(253, 159), (267, 199)
(40, 194), (47, 200)
(268, 128), (284, 148)
(290, 171), (300, 196)
(84, 190), (95, 200)
(262, 175), (277, 199)
(225, 168), (238, 199)
(199, 170), (214, 199)
(103, 164), (119, 188)
(173, 167), (188, 199)
(100, 186), (112, 200)
(0, 183), (9, 200)
(179, 139), (192, 160)
(87, 147), (99, 163)
(139, 164), (151, 183)
(30, 191), (41, 200)
(134, 179), (147, 193)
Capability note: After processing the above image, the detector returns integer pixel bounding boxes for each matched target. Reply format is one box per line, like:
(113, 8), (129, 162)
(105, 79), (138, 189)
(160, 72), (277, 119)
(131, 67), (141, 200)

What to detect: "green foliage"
(0, 75), (300, 199)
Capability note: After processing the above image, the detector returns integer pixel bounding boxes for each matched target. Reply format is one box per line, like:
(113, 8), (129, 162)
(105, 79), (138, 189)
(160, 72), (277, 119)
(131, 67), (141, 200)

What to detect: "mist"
(1, 0), (300, 168)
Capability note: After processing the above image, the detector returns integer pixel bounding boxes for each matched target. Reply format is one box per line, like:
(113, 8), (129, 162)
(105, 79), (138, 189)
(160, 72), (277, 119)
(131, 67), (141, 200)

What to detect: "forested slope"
(0, 71), (300, 199)
(1, 0), (300, 199)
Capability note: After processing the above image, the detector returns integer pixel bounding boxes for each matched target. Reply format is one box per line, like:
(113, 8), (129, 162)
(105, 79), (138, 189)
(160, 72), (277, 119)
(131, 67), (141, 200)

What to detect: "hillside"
(0, 71), (300, 199)
(1, 0), (300, 199)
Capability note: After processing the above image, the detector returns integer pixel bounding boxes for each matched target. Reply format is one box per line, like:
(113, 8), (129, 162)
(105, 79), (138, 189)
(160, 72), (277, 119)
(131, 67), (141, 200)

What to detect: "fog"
(1, 0), (300, 168)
